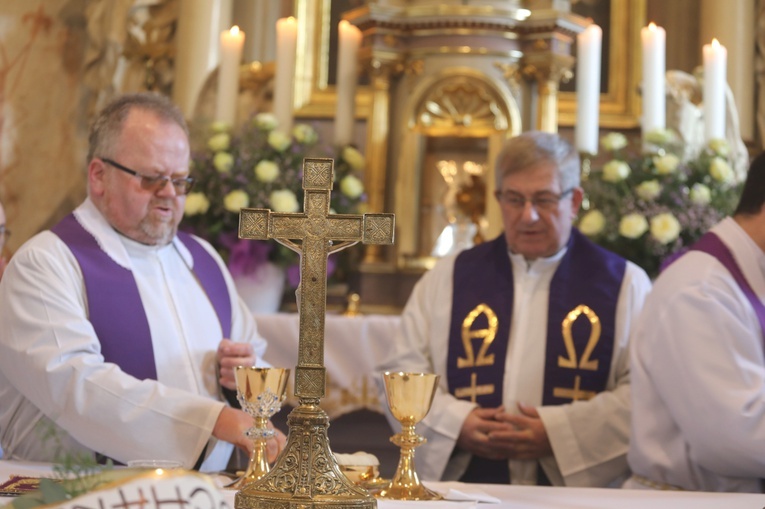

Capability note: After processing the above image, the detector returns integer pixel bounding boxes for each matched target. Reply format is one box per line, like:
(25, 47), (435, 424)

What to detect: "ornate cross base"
(235, 400), (377, 509)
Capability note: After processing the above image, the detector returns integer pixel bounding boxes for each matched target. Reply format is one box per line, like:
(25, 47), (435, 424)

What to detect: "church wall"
(0, 1), (90, 258)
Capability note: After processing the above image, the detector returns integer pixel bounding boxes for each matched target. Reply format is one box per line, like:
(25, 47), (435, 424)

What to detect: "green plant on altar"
(576, 129), (742, 278)
(2, 426), (115, 509)
(181, 113), (367, 287)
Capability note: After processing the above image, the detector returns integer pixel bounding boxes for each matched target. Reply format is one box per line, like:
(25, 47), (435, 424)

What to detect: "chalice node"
(227, 366), (290, 490)
(377, 371), (442, 501)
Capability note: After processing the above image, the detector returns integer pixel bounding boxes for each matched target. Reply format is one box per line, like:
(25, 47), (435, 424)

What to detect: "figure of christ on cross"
(236, 157), (394, 509)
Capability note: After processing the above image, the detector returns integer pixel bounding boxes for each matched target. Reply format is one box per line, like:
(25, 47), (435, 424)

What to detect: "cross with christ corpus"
(238, 157), (395, 401)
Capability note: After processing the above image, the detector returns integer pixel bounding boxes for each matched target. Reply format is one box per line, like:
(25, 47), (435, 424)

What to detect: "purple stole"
(51, 213), (232, 380)
(686, 231), (765, 338)
(448, 230), (625, 483)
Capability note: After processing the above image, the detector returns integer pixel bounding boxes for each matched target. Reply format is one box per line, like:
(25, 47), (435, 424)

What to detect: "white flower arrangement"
(578, 130), (742, 277)
(182, 113), (367, 283)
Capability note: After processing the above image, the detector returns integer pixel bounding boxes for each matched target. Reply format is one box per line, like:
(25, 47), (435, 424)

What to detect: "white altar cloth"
(255, 312), (401, 417)
(1, 460), (763, 509)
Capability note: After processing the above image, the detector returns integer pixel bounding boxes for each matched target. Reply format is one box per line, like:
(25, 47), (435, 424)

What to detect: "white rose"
(254, 113), (278, 131)
(210, 121), (229, 134)
(689, 183), (712, 205)
(270, 189), (299, 212)
(602, 160), (630, 182)
(709, 157), (734, 184)
(341, 146), (366, 171)
(653, 154), (680, 175)
(268, 131), (291, 152)
(644, 128), (676, 146)
(635, 179), (662, 201)
(223, 189), (249, 212)
(255, 160), (280, 183)
(293, 123), (318, 145)
(578, 210), (605, 236)
(618, 213), (648, 239)
(340, 175), (364, 199)
(600, 132), (628, 152)
(207, 132), (231, 152)
(184, 192), (210, 216)
(707, 138), (730, 157)
(650, 212), (682, 245)
(213, 152), (234, 173)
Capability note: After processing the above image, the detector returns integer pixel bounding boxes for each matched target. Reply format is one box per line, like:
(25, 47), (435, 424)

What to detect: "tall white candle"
(215, 25), (245, 126)
(640, 22), (666, 136)
(273, 16), (297, 133)
(173, 0), (225, 118)
(575, 24), (602, 155)
(334, 20), (363, 147)
(703, 38), (727, 141)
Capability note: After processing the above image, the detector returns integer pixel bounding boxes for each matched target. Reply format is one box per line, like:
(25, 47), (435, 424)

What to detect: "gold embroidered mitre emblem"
(553, 304), (601, 401)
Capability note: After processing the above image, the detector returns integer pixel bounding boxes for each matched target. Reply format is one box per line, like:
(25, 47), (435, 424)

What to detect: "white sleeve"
(0, 233), (225, 467)
(375, 256), (476, 481)
(538, 261), (652, 486)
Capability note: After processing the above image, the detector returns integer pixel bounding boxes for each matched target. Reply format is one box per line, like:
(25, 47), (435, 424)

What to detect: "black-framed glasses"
(101, 158), (194, 195)
(495, 188), (574, 212)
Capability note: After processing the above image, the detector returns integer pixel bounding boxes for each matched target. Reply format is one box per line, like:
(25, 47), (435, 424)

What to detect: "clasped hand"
(456, 403), (552, 461)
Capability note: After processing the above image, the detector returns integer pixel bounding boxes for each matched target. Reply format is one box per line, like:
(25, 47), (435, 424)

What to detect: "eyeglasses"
(0, 225), (9, 242)
(495, 188), (574, 212)
(101, 158), (194, 195)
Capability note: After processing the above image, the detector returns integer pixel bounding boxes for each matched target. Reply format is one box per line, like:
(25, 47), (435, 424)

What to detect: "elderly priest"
(378, 131), (651, 487)
(0, 93), (283, 471)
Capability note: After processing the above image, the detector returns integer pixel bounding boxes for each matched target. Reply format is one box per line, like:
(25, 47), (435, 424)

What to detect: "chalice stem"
(227, 418), (272, 489)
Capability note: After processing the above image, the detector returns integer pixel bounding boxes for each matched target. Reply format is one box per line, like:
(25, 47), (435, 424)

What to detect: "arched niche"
(393, 68), (521, 270)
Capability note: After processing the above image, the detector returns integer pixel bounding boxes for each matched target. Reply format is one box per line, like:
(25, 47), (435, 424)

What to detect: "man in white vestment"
(0, 93), (284, 471)
(625, 151), (765, 493)
(378, 132), (651, 486)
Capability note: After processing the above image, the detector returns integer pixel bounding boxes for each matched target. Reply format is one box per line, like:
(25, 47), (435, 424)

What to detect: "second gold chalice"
(377, 371), (442, 500)
(227, 366), (290, 490)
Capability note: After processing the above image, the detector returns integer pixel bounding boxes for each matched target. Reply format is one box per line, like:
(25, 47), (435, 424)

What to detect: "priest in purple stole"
(0, 93), (284, 471)
(626, 151), (765, 493)
(378, 132), (651, 486)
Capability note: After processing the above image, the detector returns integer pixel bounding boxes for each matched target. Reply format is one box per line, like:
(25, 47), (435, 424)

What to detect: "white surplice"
(0, 198), (268, 471)
(626, 217), (765, 492)
(377, 244), (651, 486)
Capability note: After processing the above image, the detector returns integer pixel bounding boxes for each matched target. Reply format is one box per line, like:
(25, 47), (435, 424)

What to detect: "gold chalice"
(227, 366), (290, 490)
(377, 371), (442, 501)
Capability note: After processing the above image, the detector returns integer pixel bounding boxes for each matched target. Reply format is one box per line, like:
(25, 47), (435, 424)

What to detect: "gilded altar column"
(521, 52), (575, 133)
(363, 57), (400, 264)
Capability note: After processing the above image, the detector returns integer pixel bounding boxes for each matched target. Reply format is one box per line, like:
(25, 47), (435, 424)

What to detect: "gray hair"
(494, 131), (580, 191)
(87, 92), (188, 163)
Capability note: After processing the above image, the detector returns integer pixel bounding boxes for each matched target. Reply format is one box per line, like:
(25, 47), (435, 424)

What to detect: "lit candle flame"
(648, 22), (657, 31)
(712, 38), (720, 48)
(230, 25), (240, 36)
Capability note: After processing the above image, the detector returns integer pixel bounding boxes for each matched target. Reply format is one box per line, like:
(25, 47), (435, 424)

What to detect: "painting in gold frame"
(558, 0), (646, 128)
(294, 0), (643, 128)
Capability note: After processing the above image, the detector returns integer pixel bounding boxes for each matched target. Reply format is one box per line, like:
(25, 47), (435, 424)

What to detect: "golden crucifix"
(235, 157), (394, 509)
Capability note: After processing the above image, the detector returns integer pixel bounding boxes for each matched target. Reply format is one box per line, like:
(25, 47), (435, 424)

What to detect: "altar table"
(1, 460), (763, 509)
(255, 312), (401, 417)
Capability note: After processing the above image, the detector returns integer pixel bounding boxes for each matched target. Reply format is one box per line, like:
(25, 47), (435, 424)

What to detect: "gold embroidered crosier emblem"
(455, 304), (497, 401)
(553, 304), (601, 401)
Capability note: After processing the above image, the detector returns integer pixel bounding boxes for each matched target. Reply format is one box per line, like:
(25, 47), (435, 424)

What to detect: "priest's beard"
(138, 213), (177, 246)
(101, 195), (180, 246)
